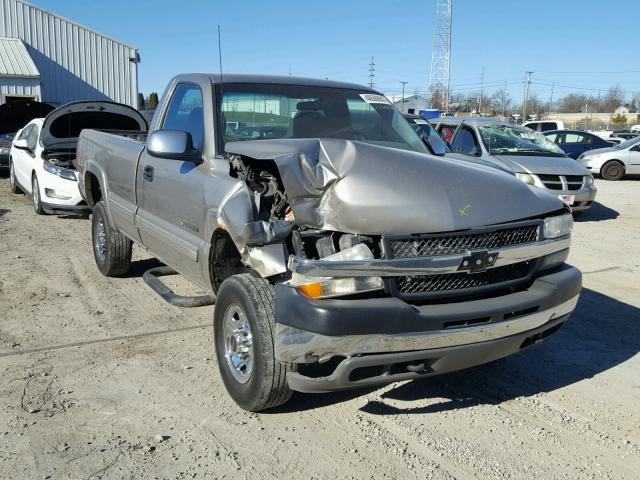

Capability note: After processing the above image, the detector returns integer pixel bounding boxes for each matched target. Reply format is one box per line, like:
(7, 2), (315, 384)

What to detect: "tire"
(31, 174), (45, 215)
(91, 200), (132, 276)
(214, 273), (292, 411)
(9, 159), (20, 194)
(601, 160), (625, 181)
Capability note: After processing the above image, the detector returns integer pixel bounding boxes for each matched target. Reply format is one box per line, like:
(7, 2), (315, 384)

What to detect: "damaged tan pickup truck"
(75, 74), (581, 411)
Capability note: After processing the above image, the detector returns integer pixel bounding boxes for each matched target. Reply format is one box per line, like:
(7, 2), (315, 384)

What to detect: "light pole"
(400, 81), (408, 113)
(522, 71), (533, 122)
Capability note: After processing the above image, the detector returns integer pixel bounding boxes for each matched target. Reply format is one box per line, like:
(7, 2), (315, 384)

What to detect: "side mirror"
(13, 138), (30, 152)
(147, 130), (202, 162)
(423, 136), (447, 156)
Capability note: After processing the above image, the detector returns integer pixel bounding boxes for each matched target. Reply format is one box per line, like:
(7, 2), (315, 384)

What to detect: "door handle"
(143, 165), (154, 182)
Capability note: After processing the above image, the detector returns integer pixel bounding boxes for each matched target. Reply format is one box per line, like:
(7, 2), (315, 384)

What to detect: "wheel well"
(84, 173), (103, 207)
(209, 229), (247, 293)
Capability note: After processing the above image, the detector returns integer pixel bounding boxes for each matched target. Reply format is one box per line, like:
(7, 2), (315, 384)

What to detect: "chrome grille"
(538, 174), (584, 191)
(396, 261), (533, 297)
(388, 224), (539, 259)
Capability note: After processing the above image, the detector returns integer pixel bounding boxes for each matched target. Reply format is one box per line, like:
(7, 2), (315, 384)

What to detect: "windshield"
(615, 136), (640, 149)
(219, 84), (427, 154)
(479, 124), (565, 156)
(408, 119), (451, 153)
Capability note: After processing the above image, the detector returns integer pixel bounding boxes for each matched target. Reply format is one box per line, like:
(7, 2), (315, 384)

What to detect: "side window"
(545, 133), (558, 143)
(162, 83), (204, 149)
(437, 125), (455, 143)
(540, 122), (556, 131)
(27, 125), (39, 151)
(452, 127), (480, 156)
(564, 133), (585, 144)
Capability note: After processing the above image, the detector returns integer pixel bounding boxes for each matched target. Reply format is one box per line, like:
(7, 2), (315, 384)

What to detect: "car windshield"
(0, 133), (14, 146)
(408, 119), (451, 153)
(479, 124), (565, 156)
(219, 84), (427, 154)
(614, 136), (640, 149)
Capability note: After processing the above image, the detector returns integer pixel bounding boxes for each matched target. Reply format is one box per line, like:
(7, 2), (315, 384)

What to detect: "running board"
(143, 266), (215, 307)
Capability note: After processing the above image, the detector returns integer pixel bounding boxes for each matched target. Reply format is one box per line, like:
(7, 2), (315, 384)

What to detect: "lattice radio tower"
(428, 0), (452, 112)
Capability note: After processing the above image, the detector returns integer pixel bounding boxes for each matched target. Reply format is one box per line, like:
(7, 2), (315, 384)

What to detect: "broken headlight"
(291, 243), (384, 299)
(543, 214), (573, 239)
(42, 161), (76, 181)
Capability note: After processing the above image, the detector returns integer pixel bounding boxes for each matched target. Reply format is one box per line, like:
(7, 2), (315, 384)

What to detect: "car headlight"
(515, 172), (535, 186)
(0, 147), (9, 155)
(291, 243), (384, 299)
(42, 161), (77, 181)
(585, 175), (594, 186)
(543, 214), (573, 239)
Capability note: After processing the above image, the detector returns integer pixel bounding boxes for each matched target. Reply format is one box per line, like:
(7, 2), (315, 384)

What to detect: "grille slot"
(389, 224), (539, 259)
(396, 261), (533, 297)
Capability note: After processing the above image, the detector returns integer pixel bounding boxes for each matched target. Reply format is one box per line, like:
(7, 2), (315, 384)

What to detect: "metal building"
(0, 0), (139, 107)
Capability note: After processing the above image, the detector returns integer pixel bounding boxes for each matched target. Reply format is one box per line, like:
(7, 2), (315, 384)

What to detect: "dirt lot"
(0, 173), (638, 480)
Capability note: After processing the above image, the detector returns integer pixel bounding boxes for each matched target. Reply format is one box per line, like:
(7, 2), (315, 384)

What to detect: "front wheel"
(31, 174), (45, 215)
(9, 159), (20, 194)
(214, 274), (292, 411)
(601, 160), (625, 181)
(91, 201), (132, 276)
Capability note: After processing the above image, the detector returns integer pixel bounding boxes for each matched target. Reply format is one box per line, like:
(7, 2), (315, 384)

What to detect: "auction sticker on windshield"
(359, 93), (391, 104)
(559, 194), (575, 206)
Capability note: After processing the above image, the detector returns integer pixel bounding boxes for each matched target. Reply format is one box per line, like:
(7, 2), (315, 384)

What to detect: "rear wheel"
(214, 273), (292, 411)
(31, 174), (45, 215)
(91, 200), (132, 276)
(601, 160), (625, 181)
(9, 159), (20, 194)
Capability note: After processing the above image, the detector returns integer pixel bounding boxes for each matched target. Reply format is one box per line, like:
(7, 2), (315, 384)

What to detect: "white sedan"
(578, 136), (640, 180)
(9, 118), (88, 215)
(9, 100), (147, 215)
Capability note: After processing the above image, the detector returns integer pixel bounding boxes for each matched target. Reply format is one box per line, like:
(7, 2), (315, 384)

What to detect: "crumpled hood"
(226, 139), (563, 235)
(489, 154), (589, 176)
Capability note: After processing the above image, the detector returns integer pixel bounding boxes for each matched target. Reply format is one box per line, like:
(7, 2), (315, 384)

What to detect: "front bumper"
(275, 265), (581, 392)
(42, 201), (91, 216)
(0, 153), (8, 168)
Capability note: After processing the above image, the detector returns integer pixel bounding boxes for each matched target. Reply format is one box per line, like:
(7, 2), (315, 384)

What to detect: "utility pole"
(548, 82), (554, 117)
(400, 81), (408, 113)
(368, 56), (375, 88)
(522, 71), (533, 122)
(478, 66), (485, 115)
(502, 79), (507, 118)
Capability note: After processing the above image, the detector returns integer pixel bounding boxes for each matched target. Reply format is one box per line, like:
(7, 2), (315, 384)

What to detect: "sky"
(31, 0), (640, 105)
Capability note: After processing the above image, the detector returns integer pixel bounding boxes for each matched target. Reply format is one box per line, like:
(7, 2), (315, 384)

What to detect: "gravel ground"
(0, 173), (638, 480)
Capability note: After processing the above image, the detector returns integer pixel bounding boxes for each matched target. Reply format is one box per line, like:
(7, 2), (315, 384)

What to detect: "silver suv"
(433, 117), (597, 213)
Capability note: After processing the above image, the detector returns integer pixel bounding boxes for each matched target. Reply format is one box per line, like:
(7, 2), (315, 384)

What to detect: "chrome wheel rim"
(94, 217), (107, 261)
(32, 177), (39, 210)
(223, 303), (253, 384)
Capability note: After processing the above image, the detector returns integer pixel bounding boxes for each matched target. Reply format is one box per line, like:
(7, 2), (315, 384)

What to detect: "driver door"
(13, 124), (38, 191)
(136, 83), (209, 284)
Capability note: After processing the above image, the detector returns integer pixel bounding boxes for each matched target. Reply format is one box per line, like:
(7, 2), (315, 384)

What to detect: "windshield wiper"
(494, 149), (564, 156)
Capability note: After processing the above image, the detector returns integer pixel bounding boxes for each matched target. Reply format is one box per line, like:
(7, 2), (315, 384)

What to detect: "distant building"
(614, 106), (630, 115)
(392, 94), (429, 115)
(0, 0), (139, 107)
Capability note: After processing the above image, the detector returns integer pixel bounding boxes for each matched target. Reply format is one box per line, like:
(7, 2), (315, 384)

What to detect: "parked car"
(9, 101), (146, 215)
(577, 136), (640, 180)
(543, 129), (615, 159)
(0, 100), (54, 170)
(523, 120), (565, 132)
(432, 117), (596, 213)
(76, 74), (581, 411)
(630, 125), (640, 133)
(611, 131), (639, 140)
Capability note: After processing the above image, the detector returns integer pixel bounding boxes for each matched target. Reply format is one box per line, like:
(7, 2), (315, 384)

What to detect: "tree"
(148, 92), (159, 109)
(490, 88), (511, 116)
(610, 113), (628, 128)
(137, 93), (145, 110)
(600, 85), (625, 113)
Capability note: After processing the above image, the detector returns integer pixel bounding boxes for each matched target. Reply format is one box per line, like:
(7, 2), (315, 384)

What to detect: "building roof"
(0, 37), (39, 78)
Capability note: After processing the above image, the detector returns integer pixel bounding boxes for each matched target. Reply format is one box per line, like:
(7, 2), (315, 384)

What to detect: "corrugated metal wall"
(0, 0), (138, 107)
(0, 76), (40, 99)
